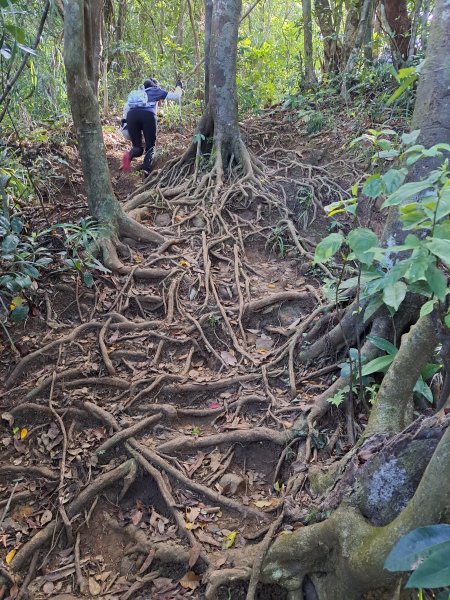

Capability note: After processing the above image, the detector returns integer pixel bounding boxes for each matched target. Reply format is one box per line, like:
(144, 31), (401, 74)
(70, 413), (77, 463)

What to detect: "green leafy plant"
(386, 63), (422, 107)
(52, 217), (110, 287)
(0, 213), (52, 323)
(316, 137), (450, 325)
(385, 525), (450, 592)
(206, 314), (220, 328)
(266, 225), (287, 257)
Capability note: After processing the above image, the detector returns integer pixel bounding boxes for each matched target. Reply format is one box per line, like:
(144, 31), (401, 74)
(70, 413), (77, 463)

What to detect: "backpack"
(127, 87), (149, 108)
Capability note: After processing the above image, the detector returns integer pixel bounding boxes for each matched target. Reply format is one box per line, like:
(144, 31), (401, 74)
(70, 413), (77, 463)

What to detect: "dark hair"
(144, 78), (158, 89)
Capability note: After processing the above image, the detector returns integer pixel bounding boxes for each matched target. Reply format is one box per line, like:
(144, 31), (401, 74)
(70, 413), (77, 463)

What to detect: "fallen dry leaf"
(220, 350), (237, 366)
(40, 509), (53, 526)
(5, 548), (16, 564)
(253, 499), (280, 509)
(188, 542), (202, 568)
(131, 510), (142, 526)
(195, 530), (221, 547)
(88, 576), (102, 596)
(186, 507), (201, 523)
(179, 571), (200, 590)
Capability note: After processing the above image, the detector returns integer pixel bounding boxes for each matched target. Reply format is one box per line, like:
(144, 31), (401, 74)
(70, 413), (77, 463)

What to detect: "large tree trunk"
(63, 0), (164, 248)
(341, 0), (364, 64)
(195, 0), (252, 173)
(384, 0), (411, 62)
(315, 0), (341, 72)
(341, 0), (375, 95)
(207, 0), (242, 165)
(302, 0), (317, 84)
(204, 0), (213, 105)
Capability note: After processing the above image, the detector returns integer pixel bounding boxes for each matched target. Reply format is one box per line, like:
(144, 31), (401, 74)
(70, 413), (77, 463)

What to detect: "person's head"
(144, 78), (158, 89)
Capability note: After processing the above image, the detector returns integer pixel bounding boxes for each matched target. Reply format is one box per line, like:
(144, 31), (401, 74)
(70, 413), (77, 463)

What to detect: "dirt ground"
(0, 107), (371, 599)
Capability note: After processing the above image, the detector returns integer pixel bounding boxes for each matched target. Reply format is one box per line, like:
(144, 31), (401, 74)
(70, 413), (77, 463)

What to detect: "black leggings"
(126, 109), (157, 172)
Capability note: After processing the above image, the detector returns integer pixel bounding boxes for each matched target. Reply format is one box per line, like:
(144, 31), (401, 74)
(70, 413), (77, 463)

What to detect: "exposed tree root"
(157, 427), (294, 454)
(4, 107), (442, 599)
(10, 459), (136, 572)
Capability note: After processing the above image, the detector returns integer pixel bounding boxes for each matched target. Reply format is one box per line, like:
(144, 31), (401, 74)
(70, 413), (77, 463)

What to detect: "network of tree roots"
(0, 109), (438, 599)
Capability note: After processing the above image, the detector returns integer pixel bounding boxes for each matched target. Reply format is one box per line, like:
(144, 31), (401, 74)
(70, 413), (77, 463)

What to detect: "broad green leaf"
(9, 216), (23, 234)
(406, 541), (450, 588)
(366, 335), (398, 355)
(363, 175), (383, 199)
(13, 273), (32, 290)
(4, 24), (25, 44)
(401, 131), (420, 146)
(413, 376), (433, 403)
(364, 294), (383, 322)
(83, 271), (94, 288)
(314, 233), (344, 263)
(445, 314), (450, 328)
(383, 281), (407, 311)
(426, 238), (450, 267)
(434, 222), (450, 240)
(10, 304), (29, 322)
(347, 228), (378, 265)
(420, 300), (435, 317)
(435, 186), (450, 221)
(421, 363), (441, 380)
(386, 74), (417, 106)
(1, 234), (19, 254)
(382, 169), (407, 194)
(425, 264), (448, 300)
(361, 354), (394, 376)
(20, 264), (39, 278)
(405, 250), (433, 282)
(376, 149), (399, 159)
(382, 181), (434, 208)
(385, 525), (450, 571)
(398, 66), (417, 79)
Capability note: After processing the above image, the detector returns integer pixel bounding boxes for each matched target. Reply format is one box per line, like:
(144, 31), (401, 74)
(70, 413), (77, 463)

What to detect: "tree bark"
(315, 0), (341, 72)
(200, 0), (247, 169)
(204, 0), (213, 105)
(83, 0), (103, 96)
(302, 0), (317, 83)
(341, 0), (364, 65)
(258, 419), (450, 599)
(341, 0), (375, 96)
(384, 0), (411, 61)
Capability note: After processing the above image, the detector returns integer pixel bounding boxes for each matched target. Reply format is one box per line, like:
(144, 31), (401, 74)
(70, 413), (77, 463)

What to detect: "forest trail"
(0, 108), (367, 599)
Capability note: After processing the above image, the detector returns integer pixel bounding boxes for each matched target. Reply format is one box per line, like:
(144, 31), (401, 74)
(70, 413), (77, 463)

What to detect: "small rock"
(218, 473), (245, 495)
(154, 213), (171, 227)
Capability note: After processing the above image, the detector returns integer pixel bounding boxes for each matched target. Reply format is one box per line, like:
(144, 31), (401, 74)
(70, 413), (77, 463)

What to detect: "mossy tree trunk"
(63, 0), (164, 248)
(196, 0), (249, 172)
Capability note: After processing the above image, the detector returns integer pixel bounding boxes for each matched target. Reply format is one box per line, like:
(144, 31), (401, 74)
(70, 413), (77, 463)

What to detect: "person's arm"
(122, 103), (130, 120)
(166, 79), (183, 102)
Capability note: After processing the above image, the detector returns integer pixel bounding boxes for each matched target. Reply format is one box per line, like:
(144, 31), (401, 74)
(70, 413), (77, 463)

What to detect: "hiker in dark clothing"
(121, 78), (183, 178)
